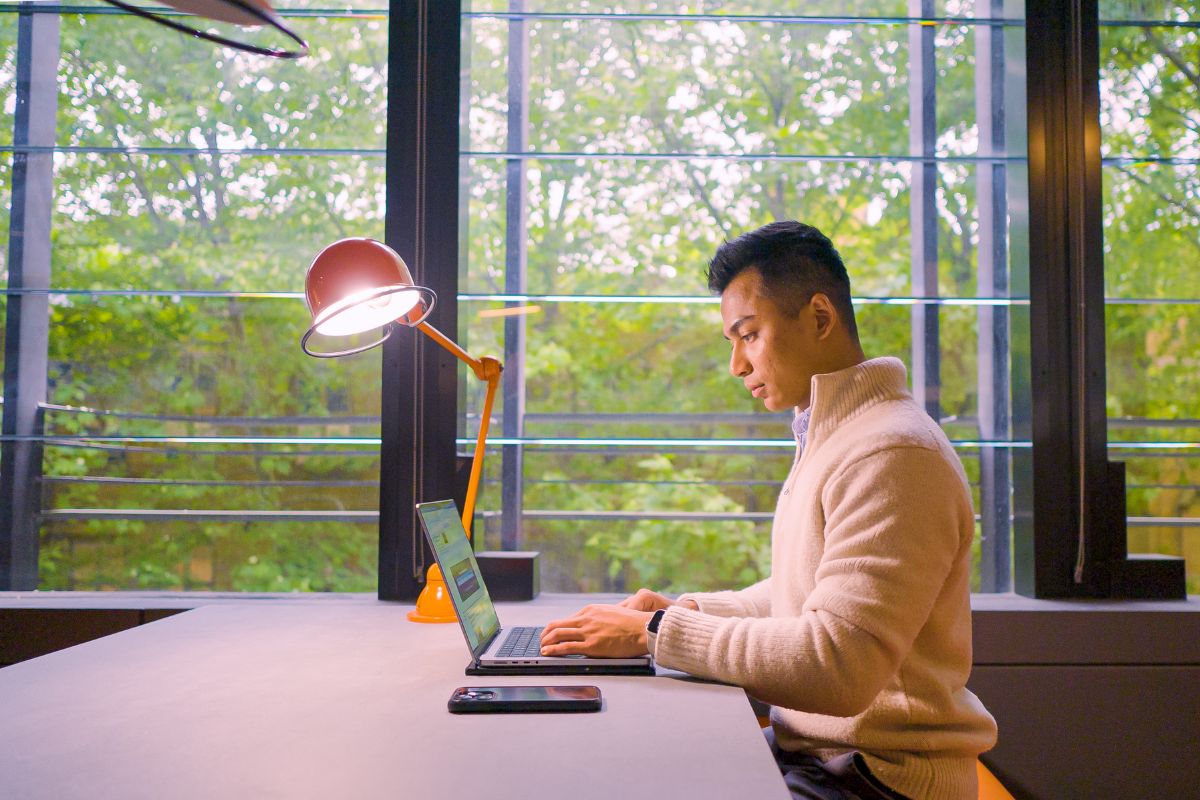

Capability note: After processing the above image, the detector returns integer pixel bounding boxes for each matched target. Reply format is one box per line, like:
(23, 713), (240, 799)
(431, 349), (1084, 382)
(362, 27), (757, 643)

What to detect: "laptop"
(416, 499), (654, 675)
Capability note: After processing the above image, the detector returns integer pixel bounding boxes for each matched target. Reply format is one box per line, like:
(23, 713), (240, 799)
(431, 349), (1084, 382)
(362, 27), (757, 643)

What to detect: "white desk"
(0, 600), (789, 799)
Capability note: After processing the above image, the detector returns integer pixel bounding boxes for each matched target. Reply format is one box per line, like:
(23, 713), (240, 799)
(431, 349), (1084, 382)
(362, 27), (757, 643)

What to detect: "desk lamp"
(301, 238), (501, 623)
(101, 0), (308, 58)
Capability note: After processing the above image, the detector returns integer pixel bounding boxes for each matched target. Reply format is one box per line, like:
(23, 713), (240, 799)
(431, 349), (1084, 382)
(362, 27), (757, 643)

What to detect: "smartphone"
(447, 685), (602, 714)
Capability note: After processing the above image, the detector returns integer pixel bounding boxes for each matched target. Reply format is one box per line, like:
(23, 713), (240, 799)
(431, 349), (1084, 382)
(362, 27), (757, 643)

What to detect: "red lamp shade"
(301, 238), (435, 357)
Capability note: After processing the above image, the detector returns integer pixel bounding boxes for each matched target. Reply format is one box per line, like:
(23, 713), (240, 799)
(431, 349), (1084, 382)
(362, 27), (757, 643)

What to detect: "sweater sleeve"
(651, 446), (969, 718)
(676, 577), (771, 618)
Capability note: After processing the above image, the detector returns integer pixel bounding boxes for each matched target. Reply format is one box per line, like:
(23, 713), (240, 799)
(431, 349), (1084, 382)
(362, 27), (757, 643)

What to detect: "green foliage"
(27, 15), (388, 591)
(574, 455), (769, 592)
(9, 6), (1197, 593)
(1099, 18), (1200, 580)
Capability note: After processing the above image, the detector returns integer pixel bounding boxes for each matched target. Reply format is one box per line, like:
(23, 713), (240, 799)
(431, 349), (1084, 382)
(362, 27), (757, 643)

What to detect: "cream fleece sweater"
(655, 357), (997, 800)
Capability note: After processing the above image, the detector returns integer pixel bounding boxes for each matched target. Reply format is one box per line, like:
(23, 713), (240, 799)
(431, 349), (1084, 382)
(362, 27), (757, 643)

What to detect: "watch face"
(648, 609), (666, 633)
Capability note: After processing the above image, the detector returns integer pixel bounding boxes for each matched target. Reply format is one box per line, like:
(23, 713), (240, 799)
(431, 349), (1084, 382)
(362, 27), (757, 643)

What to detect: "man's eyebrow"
(723, 315), (755, 340)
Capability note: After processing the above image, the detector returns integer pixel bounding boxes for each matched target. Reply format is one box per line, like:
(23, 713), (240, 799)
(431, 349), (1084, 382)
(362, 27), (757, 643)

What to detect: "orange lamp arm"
(413, 320), (502, 539)
(461, 368), (500, 539)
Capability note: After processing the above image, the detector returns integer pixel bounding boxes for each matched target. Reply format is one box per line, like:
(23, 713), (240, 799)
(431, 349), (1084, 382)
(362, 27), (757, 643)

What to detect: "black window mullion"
(1021, 0), (1184, 599)
(0, 4), (59, 592)
(379, 0), (462, 600)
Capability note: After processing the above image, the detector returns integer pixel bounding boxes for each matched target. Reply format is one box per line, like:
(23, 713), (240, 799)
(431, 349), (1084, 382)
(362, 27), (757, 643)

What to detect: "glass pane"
(468, 2), (914, 16)
(46, 295), (381, 416)
(463, 6), (1028, 593)
(1, 10), (16, 148)
(462, 299), (1003, 429)
(463, 157), (913, 297)
(1106, 303), (1200, 426)
(51, 153), (384, 292)
(0, 296), (6, 389)
(464, 158), (1020, 298)
(57, 13), (387, 152)
(37, 295), (380, 591)
(466, 0), (1026, 17)
(40, 517), (377, 591)
(1101, 11), (1199, 591)
(1103, 164), (1199, 299)
(3, 5), (386, 593)
(1100, 22), (1199, 158)
(1119, 453), (1200, 596)
(0, 155), (9, 285)
(474, 447), (787, 592)
(1098, 1), (1194, 21)
(465, 15), (1009, 159)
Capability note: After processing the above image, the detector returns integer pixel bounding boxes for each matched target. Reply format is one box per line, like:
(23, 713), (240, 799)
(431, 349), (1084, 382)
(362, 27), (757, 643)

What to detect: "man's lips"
(749, 385), (766, 398)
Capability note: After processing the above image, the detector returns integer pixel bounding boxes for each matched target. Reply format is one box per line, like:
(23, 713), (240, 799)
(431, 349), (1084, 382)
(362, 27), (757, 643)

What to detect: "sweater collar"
(801, 357), (911, 451)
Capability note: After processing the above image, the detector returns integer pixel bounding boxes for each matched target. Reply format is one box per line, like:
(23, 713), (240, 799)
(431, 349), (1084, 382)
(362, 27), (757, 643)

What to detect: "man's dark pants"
(764, 727), (911, 800)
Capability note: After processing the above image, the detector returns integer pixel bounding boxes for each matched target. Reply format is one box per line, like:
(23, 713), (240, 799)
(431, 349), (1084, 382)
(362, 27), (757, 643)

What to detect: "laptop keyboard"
(495, 626), (545, 658)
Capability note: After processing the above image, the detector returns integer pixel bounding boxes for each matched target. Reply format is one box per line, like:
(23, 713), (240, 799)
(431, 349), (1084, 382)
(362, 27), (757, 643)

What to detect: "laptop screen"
(416, 500), (501, 657)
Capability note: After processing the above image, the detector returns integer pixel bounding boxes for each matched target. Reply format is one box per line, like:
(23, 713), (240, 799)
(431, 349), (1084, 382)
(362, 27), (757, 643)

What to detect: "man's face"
(720, 268), (822, 412)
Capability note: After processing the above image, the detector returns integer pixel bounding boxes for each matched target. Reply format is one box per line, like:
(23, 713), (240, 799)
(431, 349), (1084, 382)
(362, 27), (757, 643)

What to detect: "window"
(459, 1), (1029, 592)
(1100, 1), (1199, 594)
(2, 3), (387, 591)
(4, 0), (1192, 598)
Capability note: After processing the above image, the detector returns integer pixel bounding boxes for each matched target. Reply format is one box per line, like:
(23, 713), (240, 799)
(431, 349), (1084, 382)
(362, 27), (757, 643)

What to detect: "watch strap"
(645, 608), (667, 655)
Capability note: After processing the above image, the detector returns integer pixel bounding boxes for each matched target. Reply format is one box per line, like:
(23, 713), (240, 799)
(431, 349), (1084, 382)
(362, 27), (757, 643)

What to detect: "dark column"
(975, 0), (1012, 592)
(1004, 0), (1035, 601)
(1, 5), (59, 591)
(908, 0), (940, 420)
(500, 0), (529, 551)
(1020, 0), (1183, 598)
(379, 0), (462, 600)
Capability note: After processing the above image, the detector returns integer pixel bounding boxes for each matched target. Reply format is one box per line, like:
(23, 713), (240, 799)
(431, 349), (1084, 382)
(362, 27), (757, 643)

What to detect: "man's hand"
(619, 588), (700, 613)
(539, 604), (653, 658)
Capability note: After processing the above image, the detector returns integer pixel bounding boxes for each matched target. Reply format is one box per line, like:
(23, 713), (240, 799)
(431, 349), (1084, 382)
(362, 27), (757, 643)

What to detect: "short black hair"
(706, 220), (858, 339)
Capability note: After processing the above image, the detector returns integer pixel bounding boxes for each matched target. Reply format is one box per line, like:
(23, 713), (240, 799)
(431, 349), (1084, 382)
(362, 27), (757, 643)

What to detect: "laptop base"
(467, 661), (655, 677)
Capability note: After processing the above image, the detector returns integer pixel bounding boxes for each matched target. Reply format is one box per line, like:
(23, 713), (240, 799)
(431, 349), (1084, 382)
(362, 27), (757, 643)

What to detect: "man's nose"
(729, 347), (750, 378)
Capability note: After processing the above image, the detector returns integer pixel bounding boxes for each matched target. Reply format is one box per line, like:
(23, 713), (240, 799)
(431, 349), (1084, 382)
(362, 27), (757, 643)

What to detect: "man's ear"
(809, 293), (838, 340)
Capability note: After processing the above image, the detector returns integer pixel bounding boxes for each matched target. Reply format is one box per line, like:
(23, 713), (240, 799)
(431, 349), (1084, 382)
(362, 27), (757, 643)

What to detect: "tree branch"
(1143, 28), (1200, 96)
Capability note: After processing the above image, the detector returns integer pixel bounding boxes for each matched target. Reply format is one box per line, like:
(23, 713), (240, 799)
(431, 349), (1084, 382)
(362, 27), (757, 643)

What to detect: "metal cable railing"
(31, 402), (1199, 529)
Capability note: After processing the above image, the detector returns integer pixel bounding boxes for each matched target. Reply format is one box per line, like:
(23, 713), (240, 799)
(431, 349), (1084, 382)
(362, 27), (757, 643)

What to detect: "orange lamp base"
(407, 563), (458, 624)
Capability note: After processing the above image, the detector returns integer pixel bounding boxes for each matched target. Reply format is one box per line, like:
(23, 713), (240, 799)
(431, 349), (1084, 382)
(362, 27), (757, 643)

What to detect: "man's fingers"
(540, 640), (589, 656)
(540, 626), (585, 646)
(540, 632), (592, 655)
(541, 613), (584, 634)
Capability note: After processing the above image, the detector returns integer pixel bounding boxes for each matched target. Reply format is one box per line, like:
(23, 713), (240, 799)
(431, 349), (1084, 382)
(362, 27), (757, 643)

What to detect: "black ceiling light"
(99, 0), (307, 59)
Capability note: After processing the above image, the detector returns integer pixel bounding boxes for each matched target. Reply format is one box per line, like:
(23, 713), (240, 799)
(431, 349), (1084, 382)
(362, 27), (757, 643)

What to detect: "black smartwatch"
(645, 608), (666, 653)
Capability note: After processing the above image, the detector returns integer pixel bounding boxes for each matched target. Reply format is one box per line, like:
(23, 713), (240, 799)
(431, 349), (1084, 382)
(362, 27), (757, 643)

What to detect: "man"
(540, 221), (997, 800)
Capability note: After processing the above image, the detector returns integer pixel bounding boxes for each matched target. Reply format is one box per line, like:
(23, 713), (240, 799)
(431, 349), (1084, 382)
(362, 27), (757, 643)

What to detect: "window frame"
(0, 0), (1188, 600)
(379, 0), (1185, 601)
